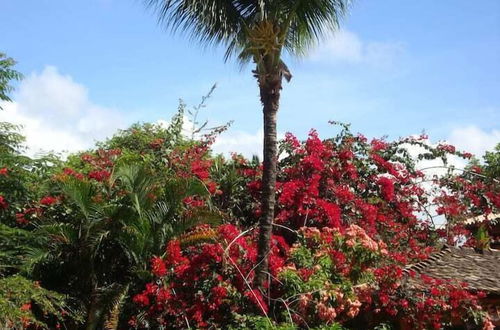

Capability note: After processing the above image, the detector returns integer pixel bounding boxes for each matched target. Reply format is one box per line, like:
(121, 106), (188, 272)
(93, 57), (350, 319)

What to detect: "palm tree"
(29, 162), (220, 329)
(144, 0), (351, 286)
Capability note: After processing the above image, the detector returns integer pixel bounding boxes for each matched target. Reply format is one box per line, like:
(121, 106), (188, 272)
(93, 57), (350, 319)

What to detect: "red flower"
(462, 152), (473, 159)
(88, 170), (111, 182)
(371, 139), (389, 152)
(149, 138), (165, 149)
(63, 167), (84, 180)
(182, 196), (205, 208)
(151, 256), (167, 277)
(377, 177), (395, 201)
(471, 165), (482, 174)
(430, 287), (440, 296)
(0, 196), (8, 210)
(133, 293), (150, 306)
(437, 143), (456, 153)
(16, 212), (28, 225)
(317, 200), (341, 228)
(20, 303), (31, 311)
(244, 289), (268, 314)
(284, 132), (301, 149)
(379, 293), (390, 306)
(206, 181), (218, 195)
(0, 167), (8, 176)
(191, 160), (211, 180)
(128, 317), (138, 327)
(210, 286), (228, 305)
(338, 149), (354, 160)
(40, 196), (58, 206)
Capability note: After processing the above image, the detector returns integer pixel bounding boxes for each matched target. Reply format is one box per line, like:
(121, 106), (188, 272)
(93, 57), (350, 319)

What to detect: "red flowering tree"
(133, 123), (498, 329)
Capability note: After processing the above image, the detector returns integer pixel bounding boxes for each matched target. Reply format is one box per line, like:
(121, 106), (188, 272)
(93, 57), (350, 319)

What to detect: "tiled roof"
(404, 245), (500, 295)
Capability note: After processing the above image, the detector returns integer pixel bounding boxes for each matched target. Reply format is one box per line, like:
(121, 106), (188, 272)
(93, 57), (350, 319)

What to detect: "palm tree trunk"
(85, 289), (104, 330)
(254, 68), (282, 288)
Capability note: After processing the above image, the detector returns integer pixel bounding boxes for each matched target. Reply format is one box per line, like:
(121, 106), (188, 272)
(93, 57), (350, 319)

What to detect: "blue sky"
(1, 0), (499, 157)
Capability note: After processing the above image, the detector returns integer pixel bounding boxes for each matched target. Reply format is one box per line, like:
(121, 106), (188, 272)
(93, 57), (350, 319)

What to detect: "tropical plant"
(482, 143), (500, 181)
(0, 52), (22, 108)
(28, 156), (221, 329)
(0, 275), (82, 329)
(144, 0), (352, 286)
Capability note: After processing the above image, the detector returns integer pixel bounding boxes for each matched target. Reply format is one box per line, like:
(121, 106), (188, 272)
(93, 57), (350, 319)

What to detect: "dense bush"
(1, 60), (498, 328)
(130, 125), (498, 329)
(1, 108), (499, 328)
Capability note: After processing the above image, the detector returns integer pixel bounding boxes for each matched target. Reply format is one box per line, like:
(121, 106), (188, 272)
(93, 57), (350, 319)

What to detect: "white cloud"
(447, 125), (500, 159)
(212, 129), (264, 159)
(0, 66), (267, 160)
(157, 115), (268, 159)
(0, 66), (128, 156)
(401, 137), (466, 227)
(312, 29), (404, 66)
(157, 115), (198, 139)
(318, 29), (363, 62)
(402, 128), (499, 227)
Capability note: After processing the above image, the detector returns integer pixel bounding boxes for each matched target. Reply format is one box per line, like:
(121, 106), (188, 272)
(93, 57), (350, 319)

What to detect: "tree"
(21, 159), (218, 329)
(0, 52), (22, 109)
(29, 143), (221, 329)
(144, 0), (351, 286)
(483, 143), (500, 180)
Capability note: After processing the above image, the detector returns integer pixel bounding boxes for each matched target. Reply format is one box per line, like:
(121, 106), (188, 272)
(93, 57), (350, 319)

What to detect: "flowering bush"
(132, 125), (497, 329)
(0, 275), (80, 329)
(131, 224), (288, 329)
(2, 111), (498, 328)
(374, 268), (486, 329)
(275, 225), (385, 327)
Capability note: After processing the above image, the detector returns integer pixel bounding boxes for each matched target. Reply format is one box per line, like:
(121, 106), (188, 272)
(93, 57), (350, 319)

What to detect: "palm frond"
(145, 0), (351, 65)
(37, 222), (79, 245)
(113, 162), (156, 218)
(102, 284), (130, 330)
(283, 0), (351, 56)
(20, 247), (55, 275)
(145, 0), (249, 48)
(60, 178), (95, 219)
(178, 225), (218, 247)
(89, 229), (112, 258)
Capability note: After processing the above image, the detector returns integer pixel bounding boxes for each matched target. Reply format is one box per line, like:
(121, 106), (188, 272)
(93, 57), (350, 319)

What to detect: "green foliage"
(474, 224), (490, 250)
(0, 121), (25, 153)
(0, 122), (62, 227)
(373, 323), (393, 330)
(229, 314), (295, 330)
(0, 223), (41, 275)
(103, 284), (130, 330)
(98, 102), (186, 155)
(229, 314), (346, 330)
(0, 52), (22, 108)
(0, 275), (82, 328)
(483, 143), (500, 180)
(211, 154), (261, 226)
(289, 245), (315, 268)
(144, 1), (351, 66)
